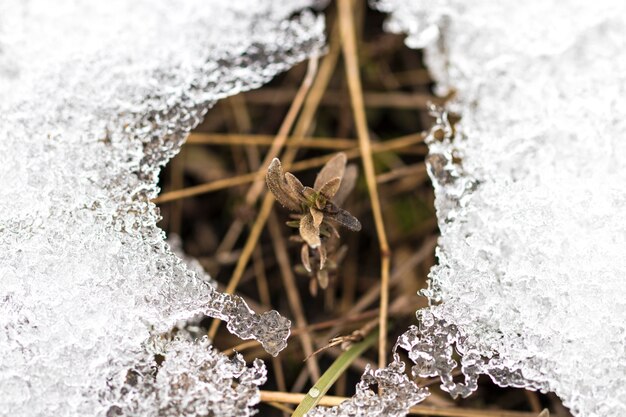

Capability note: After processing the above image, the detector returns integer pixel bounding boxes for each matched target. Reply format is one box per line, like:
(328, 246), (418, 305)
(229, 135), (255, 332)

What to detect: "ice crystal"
(375, 1), (625, 416)
(313, 1), (626, 416)
(0, 1), (324, 415)
(102, 335), (267, 417)
(307, 360), (427, 417)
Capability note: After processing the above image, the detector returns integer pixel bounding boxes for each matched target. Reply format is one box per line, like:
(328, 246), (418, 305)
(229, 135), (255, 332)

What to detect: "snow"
(0, 1), (324, 415)
(5, 1), (625, 415)
(313, 1), (626, 415)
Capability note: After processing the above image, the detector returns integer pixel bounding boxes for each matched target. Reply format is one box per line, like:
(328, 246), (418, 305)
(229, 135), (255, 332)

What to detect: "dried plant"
(294, 235), (348, 296)
(266, 153), (360, 294)
(305, 318), (378, 361)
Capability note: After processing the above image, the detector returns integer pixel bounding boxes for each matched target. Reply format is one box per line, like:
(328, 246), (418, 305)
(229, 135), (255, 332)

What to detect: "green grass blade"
(291, 329), (379, 417)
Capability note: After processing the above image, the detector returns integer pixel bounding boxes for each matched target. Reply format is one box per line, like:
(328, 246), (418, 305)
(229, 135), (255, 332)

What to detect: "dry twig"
(268, 211), (321, 380)
(154, 133), (425, 204)
(338, 0), (391, 369)
(260, 391), (539, 417)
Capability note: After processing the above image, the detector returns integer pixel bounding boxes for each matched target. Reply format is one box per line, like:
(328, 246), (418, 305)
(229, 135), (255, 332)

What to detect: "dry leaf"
(333, 164), (358, 206)
(299, 212), (321, 248)
(301, 244), (312, 273)
(314, 153), (347, 191)
(302, 186), (316, 204)
(266, 158), (301, 211)
(284, 172), (305, 199)
(318, 177), (342, 200)
(310, 207), (324, 227)
(318, 244), (327, 271)
(309, 277), (318, 297)
(317, 268), (329, 289)
(325, 204), (362, 231)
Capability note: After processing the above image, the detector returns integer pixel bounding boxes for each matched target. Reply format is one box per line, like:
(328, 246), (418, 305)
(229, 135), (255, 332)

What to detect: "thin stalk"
(267, 211), (321, 381)
(252, 245), (288, 398)
(338, 0), (391, 370)
(209, 22), (343, 281)
(201, 26), (341, 321)
(186, 133), (357, 150)
(242, 88), (445, 109)
(154, 133), (424, 204)
(267, 402), (295, 414)
(245, 56), (319, 206)
(376, 163), (427, 184)
(260, 391), (538, 417)
(207, 193), (275, 340)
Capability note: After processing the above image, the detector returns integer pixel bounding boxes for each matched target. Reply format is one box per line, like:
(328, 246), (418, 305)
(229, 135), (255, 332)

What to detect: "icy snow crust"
(312, 1), (626, 416)
(0, 1), (324, 415)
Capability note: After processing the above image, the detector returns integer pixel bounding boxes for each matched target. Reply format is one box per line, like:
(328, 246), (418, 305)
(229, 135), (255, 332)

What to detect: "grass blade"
(292, 328), (378, 417)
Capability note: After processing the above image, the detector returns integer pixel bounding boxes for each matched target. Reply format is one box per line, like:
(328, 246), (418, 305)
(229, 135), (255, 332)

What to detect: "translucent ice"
(103, 335), (268, 417)
(379, 1), (625, 416)
(313, 1), (626, 416)
(307, 359), (428, 417)
(0, 1), (324, 415)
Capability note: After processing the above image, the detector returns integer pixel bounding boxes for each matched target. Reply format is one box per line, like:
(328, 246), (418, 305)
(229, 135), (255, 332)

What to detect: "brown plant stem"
(242, 88), (445, 109)
(259, 391), (537, 417)
(186, 133), (357, 150)
(206, 192), (274, 340)
(268, 211), (321, 381)
(320, 236), (437, 346)
(247, 57), (319, 206)
(376, 163), (428, 184)
(338, 0), (391, 370)
(154, 132), (424, 204)
(204, 22), (342, 302)
(218, 19), (345, 269)
(252, 245), (288, 398)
